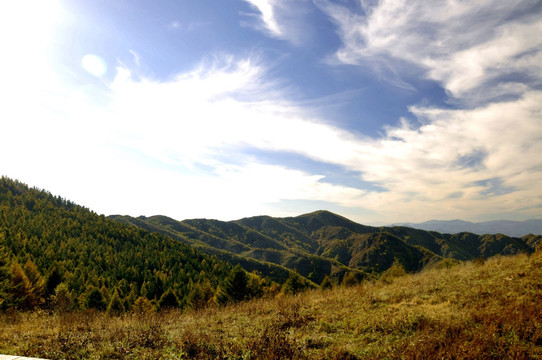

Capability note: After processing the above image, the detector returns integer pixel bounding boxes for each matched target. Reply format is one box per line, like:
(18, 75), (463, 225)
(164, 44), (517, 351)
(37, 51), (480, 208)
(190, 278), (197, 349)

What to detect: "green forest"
(0, 177), (291, 313)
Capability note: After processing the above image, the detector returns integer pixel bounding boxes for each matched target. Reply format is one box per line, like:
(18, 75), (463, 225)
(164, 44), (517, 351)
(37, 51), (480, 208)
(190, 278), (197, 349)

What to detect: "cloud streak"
(317, 0), (542, 104)
(241, 0), (313, 45)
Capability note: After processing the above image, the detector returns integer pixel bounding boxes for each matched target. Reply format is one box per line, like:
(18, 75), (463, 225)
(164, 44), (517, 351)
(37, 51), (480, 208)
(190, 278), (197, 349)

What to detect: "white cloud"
(353, 91), (542, 222)
(243, 0), (283, 38)
(0, 52), (367, 221)
(317, 0), (542, 103)
(241, 0), (312, 44)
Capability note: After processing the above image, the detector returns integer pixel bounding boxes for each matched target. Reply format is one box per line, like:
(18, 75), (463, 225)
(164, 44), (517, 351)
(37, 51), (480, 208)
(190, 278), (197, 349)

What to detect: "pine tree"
(45, 266), (62, 299)
(107, 289), (125, 315)
(0, 246), (12, 309)
(52, 283), (72, 313)
(158, 289), (179, 310)
(9, 262), (34, 309)
(132, 296), (155, 315)
(85, 287), (106, 311)
(281, 273), (310, 295)
(23, 259), (45, 306)
(225, 265), (249, 302)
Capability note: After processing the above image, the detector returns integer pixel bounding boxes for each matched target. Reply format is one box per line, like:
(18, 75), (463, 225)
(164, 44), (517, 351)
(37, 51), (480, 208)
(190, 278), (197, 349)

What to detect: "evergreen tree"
(158, 289), (179, 310)
(225, 265), (249, 302)
(281, 273), (310, 295)
(0, 246), (12, 309)
(85, 287), (106, 311)
(187, 283), (206, 309)
(45, 266), (62, 299)
(246, 273), (265, 299)
(52, 283), (72, 313)
(23, 259), (45, 305)
(107, 289), (125, 315)
(212, 284), (229, 306)
(132, 296), (154, 314)
(9, 262), (34, 309)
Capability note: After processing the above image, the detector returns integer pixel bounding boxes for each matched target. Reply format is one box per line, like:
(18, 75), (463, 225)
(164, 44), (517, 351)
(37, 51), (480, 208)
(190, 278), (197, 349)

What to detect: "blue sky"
(1, 0), (542, 224)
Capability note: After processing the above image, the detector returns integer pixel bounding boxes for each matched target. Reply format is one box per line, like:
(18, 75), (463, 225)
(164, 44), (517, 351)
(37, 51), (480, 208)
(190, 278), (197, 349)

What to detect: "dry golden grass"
(1, 251), (541, 359)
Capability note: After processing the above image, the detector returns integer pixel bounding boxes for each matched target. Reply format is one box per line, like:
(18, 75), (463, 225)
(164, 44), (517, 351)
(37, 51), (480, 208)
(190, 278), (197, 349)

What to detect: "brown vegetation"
(1, 251), (541, 359)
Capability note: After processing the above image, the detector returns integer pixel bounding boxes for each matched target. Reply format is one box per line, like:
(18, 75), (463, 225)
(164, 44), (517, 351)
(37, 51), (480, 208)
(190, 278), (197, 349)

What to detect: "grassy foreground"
(1, 251), (541, 359)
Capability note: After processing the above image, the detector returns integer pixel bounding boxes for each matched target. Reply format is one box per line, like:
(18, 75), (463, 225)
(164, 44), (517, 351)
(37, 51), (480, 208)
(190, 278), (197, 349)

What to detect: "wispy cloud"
(242, 0), (283, 38)
(241, 0), (312, 44)
(317, 0), (542, 104)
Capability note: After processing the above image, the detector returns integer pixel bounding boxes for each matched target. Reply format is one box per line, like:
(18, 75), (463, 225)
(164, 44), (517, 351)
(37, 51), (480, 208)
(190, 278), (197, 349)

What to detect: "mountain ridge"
(111, 209), (541, 285)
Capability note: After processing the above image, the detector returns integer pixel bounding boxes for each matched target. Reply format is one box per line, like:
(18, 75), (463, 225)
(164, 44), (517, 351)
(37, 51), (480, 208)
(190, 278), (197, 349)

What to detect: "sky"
(1, 0), (542, 225)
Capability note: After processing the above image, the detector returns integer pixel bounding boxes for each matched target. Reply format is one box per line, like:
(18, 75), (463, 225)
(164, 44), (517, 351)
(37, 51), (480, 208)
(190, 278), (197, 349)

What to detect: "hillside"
(394, 219), (542, 237)
(111, 213), (368, 285)
(113, 210), (542, 285)
(2, 250), (541, 359)
(0, 177), (268, 312)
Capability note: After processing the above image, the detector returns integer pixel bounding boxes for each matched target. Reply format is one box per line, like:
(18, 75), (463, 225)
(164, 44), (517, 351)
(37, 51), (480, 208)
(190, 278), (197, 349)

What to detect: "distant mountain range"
(392, 219), (542, 237)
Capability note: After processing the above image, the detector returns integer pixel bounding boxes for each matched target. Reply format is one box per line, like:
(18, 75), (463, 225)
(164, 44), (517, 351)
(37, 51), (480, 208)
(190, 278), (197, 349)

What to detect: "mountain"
(112, 210), (542, 285)
(111, 212), (367, 285)
(0, 177), (260, 311)
(393, 219), (542, 237)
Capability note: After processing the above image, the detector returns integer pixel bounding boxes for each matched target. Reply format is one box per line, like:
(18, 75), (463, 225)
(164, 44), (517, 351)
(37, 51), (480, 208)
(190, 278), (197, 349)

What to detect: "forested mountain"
(113, 210), (542, 285)
(1, 176), (540, 314)
(393, 219), (542, 237)
(0, 177), (274, 312)
(110, 214), (366, 285)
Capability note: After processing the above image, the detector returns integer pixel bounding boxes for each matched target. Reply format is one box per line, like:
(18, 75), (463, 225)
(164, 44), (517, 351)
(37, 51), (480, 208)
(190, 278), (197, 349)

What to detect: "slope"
(0, 177), (243, 311)
(3, 248), (541, 359)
